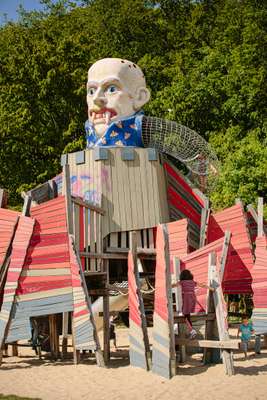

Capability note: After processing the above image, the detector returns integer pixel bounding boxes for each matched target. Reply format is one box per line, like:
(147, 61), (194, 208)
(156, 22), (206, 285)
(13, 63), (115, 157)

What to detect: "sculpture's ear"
(133, 87), (151, 110)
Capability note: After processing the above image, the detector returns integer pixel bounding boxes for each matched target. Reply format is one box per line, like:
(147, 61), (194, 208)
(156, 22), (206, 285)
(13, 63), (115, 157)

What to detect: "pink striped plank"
(207, 204), (253, 294)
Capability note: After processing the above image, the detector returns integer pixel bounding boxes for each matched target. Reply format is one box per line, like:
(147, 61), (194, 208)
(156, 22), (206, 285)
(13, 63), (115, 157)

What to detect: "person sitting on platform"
(237, 316), (261, 359)
(172, 269), (214, 339)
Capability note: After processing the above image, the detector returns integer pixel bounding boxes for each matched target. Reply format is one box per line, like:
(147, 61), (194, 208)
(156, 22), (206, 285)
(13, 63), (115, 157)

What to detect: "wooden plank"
(62, 312), (69, 358)
(129, 231), (151, 370)
(0, 189), (8, 208)
(209, 252), (234, 376)
(258, 197), (264, 237)
(71, 311), (80, 365)
(49, 314), (59, 360)
(102, 156), (112, 236)
(74, 203), (80, 250)
(121, 232), (127, 249)
(136, 230), (142, 248)
(133, 152), (145, 228)
(70, 236), (104, 367)
(156, 158), (169, 222)
(172, 257), (182, 313)
(22, 195), (32, 217)
(71, 196), (105, 215)
(112, 150), (125, 230)
(103, 294), (110, 364)
(175, 338), (240, 350)
(148, 228), (154, 249)
(139, 150), (152, 227)
(152, 224), (176, 379)
(63, 164), (74, 235)
(109, 232), (118, 248)
(219, 230), (231, 280)
(90, 211), (96, 272)
(199, 207), (210, 247)
(247, 204), (258, 223)
(95, 212), (102, 272)
(127, 156), (139, 231)
(149, 157), (159, 227)
(84, 208), (89, 272)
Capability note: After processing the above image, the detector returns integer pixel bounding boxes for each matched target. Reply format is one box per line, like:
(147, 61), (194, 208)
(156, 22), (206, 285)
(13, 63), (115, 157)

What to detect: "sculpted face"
(87, 58), (150, 136)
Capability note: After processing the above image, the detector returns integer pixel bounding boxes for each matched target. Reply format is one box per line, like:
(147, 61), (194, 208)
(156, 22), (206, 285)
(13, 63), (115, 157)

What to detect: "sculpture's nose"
(93, 89), (107, 108)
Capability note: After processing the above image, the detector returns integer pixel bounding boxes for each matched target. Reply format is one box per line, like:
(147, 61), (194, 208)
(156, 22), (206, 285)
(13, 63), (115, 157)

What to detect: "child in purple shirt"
(173, 269), (214, 339)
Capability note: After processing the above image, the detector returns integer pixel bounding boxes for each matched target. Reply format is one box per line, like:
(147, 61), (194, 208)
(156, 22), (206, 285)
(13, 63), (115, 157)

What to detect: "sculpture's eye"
(87, 87), (96, 96)
(105, 85), (118, 94)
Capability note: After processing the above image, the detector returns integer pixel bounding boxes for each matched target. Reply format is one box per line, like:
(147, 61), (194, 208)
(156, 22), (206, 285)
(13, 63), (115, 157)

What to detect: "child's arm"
(196, 282), (215, 291)
(237, 326), (241, 339)
(171, 280), (181, 288)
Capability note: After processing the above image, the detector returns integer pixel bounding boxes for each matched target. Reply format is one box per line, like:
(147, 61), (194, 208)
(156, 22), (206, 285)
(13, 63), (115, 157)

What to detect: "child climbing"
(172, 269), (214, 339)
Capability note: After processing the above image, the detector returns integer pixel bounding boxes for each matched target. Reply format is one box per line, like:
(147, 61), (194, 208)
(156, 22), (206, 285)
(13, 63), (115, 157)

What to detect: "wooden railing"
(71, 196), (105, 273)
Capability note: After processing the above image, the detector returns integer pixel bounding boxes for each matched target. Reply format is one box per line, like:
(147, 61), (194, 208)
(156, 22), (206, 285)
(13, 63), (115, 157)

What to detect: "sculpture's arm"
(141, 116), (219, 177)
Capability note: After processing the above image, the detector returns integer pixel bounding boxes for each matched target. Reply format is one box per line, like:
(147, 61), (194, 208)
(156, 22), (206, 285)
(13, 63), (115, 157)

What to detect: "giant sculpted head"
(86, 58), (150, 137)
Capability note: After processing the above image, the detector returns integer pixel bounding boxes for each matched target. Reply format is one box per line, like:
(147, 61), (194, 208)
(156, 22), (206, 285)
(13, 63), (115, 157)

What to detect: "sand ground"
(0, 328), (266, 400)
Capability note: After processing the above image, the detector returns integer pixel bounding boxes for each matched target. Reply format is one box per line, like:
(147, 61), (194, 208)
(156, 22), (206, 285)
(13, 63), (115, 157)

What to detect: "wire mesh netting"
(142, 116), (219, 178)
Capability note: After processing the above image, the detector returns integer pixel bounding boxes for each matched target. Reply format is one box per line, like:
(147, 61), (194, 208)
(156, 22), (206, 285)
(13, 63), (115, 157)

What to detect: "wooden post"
(203, 253), (218, 364)
(0, 188), (8, 208)
(219, 230), (231, 280)
(22, 195), (32, 217)
(173, 257), (186, 363)
(49, 315), (59, 360)
(103, 294), (110, 364)
(11, 343), (18, 357)
(70, 237), (105, 367)
(63, 164), (74, 235)
(62, 312), (69, 358)
(152, 224), (176, 379)
(71, 312), (80, 365)
(209, 252), (234, 376)
(129, 231), (151, 370)
(257, 197), (264, 237)
(103, 259), (110, 364)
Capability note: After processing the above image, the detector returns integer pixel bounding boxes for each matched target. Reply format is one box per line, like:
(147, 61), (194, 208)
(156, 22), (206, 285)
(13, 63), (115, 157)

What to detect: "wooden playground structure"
(0, 147), (266, 378)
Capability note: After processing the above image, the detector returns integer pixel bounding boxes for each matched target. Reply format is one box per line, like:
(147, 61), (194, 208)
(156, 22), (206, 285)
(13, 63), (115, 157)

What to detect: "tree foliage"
(0, 0), (266, 214)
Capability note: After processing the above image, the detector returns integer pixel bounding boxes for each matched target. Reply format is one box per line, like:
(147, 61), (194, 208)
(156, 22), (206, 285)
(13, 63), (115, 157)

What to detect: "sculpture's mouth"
(89, 108), (117, 124)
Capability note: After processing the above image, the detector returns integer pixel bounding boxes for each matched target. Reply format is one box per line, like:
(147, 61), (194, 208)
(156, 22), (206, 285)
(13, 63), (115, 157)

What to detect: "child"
(172, 269), (214, 339)
(237, 316), (260, 359)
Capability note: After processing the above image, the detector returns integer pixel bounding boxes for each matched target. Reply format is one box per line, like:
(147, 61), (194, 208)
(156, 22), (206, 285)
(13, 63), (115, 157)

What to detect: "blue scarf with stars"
(85, 111), (144, 148)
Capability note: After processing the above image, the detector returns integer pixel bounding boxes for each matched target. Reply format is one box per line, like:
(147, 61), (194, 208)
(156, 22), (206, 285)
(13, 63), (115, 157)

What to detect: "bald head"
(86, 58), (150, 137)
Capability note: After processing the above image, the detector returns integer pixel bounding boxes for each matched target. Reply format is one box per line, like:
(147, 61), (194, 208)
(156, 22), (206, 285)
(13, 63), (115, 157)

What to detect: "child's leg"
(241, 341), (248, 359)
(184, 314), (193, 331)
(255, 335), (261, 354)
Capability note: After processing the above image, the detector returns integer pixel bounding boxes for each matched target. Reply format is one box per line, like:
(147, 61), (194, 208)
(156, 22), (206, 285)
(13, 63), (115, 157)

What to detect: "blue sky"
(0, 0), (46, 22)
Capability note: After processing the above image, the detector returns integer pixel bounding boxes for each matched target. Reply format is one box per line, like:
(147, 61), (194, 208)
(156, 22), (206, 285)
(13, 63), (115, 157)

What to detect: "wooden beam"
(71, 196), (105, 215)
(63, 164), (74, 235)
(80, 251), (155, 260)
(0, 188), (8, 208)
(247, 204), (258, 223)
(219, 230), (231, 280)
(106, 247), (156, 255)
(209, 252), (234, 376)
(173, 313), (216, 322)
(129, 231), (151, 371)
(175, 338), (240, 350)
(258, 197), (264, 237)
(70, 237), (105, 367)
(22, 195), (32, 217)
(103, 294), (110, 364)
